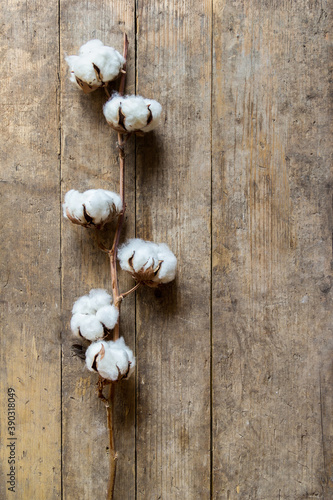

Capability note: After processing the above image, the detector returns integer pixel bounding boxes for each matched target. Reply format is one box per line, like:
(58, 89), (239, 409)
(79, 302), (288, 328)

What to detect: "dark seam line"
(210, 1), (214, 498)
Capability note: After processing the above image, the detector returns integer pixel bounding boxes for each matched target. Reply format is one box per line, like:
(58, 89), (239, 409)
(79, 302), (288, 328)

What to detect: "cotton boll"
(96, 344), (129, 380)
(130, 242), (159, 272)
(63, 188), (122, 227)
(71, 313), (104, 341)
(88, 289), (113, 311)
(66, 40), (125, 93)
(96, 304), (119, 330)
(85, 339), (135, 381)
(121, 96), (150, 132)
(83, 189), (122, 224)
(118, 238), (177, 286)
(103, 95), (162, 134)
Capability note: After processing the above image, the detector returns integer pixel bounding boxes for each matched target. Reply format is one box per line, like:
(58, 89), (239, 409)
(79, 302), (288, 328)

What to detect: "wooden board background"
(0, 1), (331, 499)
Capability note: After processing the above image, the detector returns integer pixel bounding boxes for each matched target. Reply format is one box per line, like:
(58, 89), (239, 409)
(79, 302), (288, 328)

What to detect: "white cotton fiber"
(117, 238), (177, 285)
(95, 304), (119, 330)
(102, 95), (122, 129)
(156, 243), (178, 283)
(85, 338), (135, 381)
(78, 39), (104, 56)
(63, 190), (85, 223)
(63, 189), (122, 227)
(65, 39), (125, 90)
(72, 295), (96, 315)
(71, 313), (104, 341)
(142, 99), (162, 132)
(120, 96), (150, 132)
(103, 94), (162, 133)
(88, 289), (113, 311)
(85, 340), (105, 370)
(70, 289), (118, 341)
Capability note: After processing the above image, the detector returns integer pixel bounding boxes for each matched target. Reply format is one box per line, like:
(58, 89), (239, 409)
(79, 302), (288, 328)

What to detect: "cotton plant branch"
(103, 34), (128, 500)
(64, 32), (177, 500)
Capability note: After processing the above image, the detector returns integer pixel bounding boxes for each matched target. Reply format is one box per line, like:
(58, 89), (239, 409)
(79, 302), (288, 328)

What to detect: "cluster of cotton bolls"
(70, 290), (135, 381)
(85, 338), (135, 382)
(117, 238), (177, 287)
(65, 39), (125, 93)
(103, 94), (162, 134)
(63, 189), (122, 228)
(70, 289), (119, 341)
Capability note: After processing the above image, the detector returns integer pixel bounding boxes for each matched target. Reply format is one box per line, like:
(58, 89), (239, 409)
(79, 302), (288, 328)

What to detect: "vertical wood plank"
(0, 0), (61, 498)
(136, 1), (212, 498)
(212, 1), (332, 498)
(60, 2), (135, 498)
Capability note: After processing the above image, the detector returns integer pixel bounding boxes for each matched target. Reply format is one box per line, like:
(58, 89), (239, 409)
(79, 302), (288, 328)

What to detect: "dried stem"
(120, 282), (141, 299)
(105, 32), (129, 500)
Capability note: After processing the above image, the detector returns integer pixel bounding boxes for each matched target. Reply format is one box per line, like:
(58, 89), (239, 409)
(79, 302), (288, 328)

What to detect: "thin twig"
(120, 282), (141, 299)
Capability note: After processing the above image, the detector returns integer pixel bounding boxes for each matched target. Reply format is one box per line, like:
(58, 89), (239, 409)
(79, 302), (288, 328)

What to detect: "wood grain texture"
(59, 2), (135, 499)
(0, 0), (61, 498)
(212, 1), (332, 499)
(1, 1), (332, 498)
(135, 1), (212, 498)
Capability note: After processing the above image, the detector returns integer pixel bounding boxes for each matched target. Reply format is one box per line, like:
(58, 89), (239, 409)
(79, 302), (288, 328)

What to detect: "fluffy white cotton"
(65, 39), (125, 91)
(88, 289), (113, 312)
(103, 94), (162, 133)
(85, 338), (135, 381)
(63, 189), (122, 227)
(155, 243), (178, 283)
(96, 305), (119, 329)
(117, 238), (177, 284)
(71, 313), (104, 341)
(72, 295), (96, 315)
(70, 289), (118, 341)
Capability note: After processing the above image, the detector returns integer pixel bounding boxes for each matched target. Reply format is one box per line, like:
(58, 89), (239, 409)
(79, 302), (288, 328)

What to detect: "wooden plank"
(135, 2), (212, 498)
(59, 2), (135, 498)
(0, 0), (61, 498)
(212, 1), (332, 498)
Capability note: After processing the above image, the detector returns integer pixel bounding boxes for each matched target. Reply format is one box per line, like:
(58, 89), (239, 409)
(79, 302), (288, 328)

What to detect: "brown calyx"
(128, 254), (163, 288)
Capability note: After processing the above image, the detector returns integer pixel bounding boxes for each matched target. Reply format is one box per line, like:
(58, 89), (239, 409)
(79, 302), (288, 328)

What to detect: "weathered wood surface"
(0, 0), (332, 499)
(0, 0), (61, 499)
(212, 1), (332, 499)
(135, 1), (212, 498)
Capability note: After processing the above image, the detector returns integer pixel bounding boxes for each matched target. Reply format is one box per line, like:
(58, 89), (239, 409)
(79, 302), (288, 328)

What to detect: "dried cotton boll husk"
(85, 338), (135, 381)
(118, 238), (177, 287)
(65, 39), (125, 93)
(103, 94), (162, 134)
(63, 189), (122, 228)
